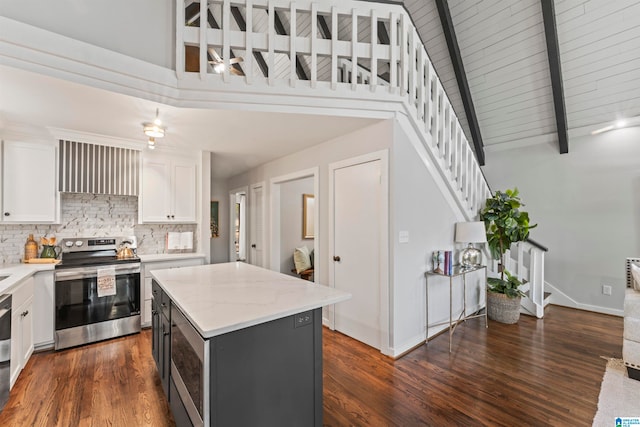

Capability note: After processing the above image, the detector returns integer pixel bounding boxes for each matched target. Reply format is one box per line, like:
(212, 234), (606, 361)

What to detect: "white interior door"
(333, 159), (382, 349)
(249, 183), (265, 267)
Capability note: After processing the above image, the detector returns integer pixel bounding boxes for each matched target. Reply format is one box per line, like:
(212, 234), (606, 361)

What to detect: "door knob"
(333, 256), (341, 262)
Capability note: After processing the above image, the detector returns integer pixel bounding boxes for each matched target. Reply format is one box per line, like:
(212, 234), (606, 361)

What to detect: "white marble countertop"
(138, 253), (206, 263)
(151, 262), (351, 338)
(0, 263), (55, 294)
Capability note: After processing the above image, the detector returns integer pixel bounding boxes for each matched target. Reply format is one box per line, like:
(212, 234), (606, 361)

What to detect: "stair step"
(523, 291), (552, 305)
(543, 292), (551, 307)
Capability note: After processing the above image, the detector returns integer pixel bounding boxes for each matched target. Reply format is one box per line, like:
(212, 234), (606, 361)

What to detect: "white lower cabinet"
(10, 276), (35, 389)
(33, 271), (54, 349)
(141, 257), (205, 327)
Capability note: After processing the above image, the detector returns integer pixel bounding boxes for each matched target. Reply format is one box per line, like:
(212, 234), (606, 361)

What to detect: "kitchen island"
(150, 262), (350, 427)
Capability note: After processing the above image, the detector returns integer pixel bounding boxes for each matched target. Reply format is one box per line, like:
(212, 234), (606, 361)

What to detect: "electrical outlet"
(294, 311), (313, 328)
(602, 285), (612, 296)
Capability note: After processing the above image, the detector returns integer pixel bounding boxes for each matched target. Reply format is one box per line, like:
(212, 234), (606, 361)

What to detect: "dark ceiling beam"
(378, 22), (390, 45)
(317, 15), (331, 39)
(230, 6), (269, 78)
(541, 0), (569, 154)
(271, 10), (309, 80)
(435, 0), (485, 166)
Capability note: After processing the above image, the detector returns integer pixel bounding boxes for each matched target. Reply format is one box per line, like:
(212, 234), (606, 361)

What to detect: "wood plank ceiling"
(200, 0), (640, 160)
(402, 0), (640, 156)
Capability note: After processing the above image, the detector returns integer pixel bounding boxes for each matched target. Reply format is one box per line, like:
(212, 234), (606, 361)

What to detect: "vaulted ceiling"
(2, 0), (639, 177)
(402, 0), (640, 156)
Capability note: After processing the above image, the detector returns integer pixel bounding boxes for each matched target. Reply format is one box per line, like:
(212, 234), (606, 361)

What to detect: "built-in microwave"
(171, 305), (209, 427)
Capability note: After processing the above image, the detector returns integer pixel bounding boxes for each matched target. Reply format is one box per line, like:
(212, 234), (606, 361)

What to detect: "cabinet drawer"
(11, 276), (35, 308)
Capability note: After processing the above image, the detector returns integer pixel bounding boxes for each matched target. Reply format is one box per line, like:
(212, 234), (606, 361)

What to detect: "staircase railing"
(177, 0), (550, 315)
(176, 0), (492, 219)
(493, 240), (548, 318)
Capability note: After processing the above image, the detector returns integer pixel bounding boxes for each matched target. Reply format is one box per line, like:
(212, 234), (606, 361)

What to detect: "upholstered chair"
(624, 258), (640, 380)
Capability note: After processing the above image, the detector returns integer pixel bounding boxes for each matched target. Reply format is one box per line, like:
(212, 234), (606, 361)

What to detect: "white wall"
(391, 121), (484, 354)
(228, 118), (474, 356)
(1, 0), (174, 68)
(227, 119), (391, 287)
(482, 127), (640, 314)
(279, 177), (314, 275)
(210, 163), (230, 264)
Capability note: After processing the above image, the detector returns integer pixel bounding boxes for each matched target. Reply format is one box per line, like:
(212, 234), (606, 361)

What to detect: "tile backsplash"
(0, 193), (197, 264)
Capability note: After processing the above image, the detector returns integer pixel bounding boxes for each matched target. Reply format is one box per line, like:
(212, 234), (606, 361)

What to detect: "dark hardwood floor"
(0, 305), (622, 426)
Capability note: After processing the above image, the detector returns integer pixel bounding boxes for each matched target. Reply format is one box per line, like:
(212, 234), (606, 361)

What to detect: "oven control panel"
(59, 236), (137, 252)
(89, 238), (116, 246)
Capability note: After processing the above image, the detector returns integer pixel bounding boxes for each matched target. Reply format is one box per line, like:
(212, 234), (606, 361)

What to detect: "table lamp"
(455, 221), (487, 270)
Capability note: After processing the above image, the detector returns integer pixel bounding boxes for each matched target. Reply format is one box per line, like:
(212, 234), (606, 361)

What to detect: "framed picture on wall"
(303, 194), (314, 239)
(211, 200), (219, 238)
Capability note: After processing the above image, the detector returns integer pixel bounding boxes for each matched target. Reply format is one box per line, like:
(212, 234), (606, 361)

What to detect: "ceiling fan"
(207, 48), (244, 75)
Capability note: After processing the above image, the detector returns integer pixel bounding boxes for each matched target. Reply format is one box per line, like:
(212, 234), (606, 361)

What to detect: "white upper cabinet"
(2, 140), (59, 223)
(140, 151), (197, 223)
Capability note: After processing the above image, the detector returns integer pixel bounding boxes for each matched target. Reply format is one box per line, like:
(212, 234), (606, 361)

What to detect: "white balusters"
(176, 0), (492, 222)
(290, 2), (297, 87)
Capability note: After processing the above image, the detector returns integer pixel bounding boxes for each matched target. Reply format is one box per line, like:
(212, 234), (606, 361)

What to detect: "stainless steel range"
(54, 236), (141, 350)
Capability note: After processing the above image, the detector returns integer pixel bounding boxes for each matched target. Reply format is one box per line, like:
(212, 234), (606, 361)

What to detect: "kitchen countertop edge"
(0, 263), (55, 295)
(139, 253), (206, 263)
(151, 262), (351, 339)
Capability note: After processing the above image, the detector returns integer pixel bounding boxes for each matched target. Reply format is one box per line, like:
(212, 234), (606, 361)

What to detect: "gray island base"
(150, 262), (350, 427)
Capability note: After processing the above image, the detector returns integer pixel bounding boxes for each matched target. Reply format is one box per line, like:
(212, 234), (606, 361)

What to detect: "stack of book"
(432, 250), (454, 275)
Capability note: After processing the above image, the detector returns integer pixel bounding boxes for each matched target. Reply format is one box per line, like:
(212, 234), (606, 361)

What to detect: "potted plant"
(479, 188), (536, 324)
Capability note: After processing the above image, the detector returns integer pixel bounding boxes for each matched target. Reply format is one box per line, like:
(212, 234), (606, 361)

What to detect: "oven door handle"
(55, 265), (140, 281)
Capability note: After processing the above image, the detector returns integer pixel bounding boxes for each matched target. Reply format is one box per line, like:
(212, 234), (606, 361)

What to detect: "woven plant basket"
(487, 291), (521, 324)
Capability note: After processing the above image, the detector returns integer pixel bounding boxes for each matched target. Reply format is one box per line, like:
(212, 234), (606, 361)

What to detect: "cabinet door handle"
(3, 212), (9, 217)
(166, 215), (171, 219)
(21, 310), (29, 317)
(163, 330), (170, 337)
(171, 215), (175, 219)
(251, 244), (257, 248)
(333, 256), (341, 262)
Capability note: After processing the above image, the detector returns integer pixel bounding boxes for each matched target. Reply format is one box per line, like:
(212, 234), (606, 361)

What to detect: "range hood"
(58, 140), (140, 196)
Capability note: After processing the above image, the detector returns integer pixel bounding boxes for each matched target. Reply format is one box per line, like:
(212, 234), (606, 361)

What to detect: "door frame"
(328, 150), (390, 355)
(269, 167), (319, 282)
(229, 186), (248, 262)
(249, 181), (266, 267)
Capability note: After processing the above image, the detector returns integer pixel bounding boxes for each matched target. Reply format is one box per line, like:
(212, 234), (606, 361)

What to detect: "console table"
(426, 265), (488, 352)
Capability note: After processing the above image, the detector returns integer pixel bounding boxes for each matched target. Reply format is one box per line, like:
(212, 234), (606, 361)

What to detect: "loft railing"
(176, 0), (550, 316)
(176, 0), (492, 218)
